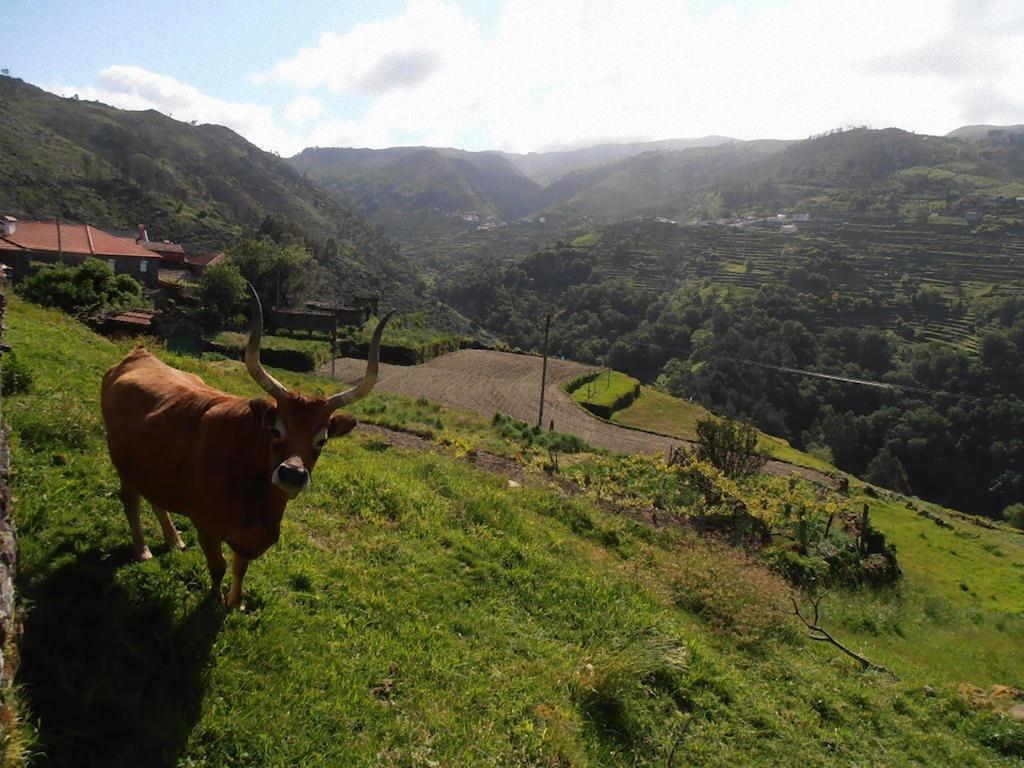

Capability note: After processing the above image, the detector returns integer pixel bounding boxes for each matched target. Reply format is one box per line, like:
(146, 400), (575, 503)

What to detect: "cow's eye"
(314, 438), (327, 452)
(270, 426), (284, 440)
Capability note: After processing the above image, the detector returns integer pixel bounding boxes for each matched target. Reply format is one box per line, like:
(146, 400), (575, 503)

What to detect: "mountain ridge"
(0, 76), (421, 304)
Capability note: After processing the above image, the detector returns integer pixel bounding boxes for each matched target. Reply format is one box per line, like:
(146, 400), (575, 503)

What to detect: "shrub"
(197, 262), (246, 333)
(864, 447), (912, 495)
(1003, 503), (1024, 530)
(694, 417), (766, 478)
(2, 351), (33, 395)
(19, 259), (141, 314)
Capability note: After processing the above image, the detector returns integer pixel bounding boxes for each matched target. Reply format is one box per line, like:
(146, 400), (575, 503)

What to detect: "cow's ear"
(328, 412), (356, 438)
(250, 398), (277, 428)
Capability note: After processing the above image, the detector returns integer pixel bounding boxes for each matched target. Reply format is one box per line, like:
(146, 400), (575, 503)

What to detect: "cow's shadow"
(18, 547), (224, 768)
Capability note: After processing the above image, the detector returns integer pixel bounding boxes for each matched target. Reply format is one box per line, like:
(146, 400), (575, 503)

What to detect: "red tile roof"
(0, 221), (158, 259)
(142, 240), (185, 255)
(109, 310), (155, 327)
(185, 251), (224, 268)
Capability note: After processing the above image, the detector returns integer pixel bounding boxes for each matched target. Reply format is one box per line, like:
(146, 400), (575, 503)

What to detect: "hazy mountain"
(542, 127), (1024, 220)
(500, 136), (737, 184)
(290, 146), (541, 220)
(0, 76), (420, 302)
(947, 124), (1024, 142)
(535, 139), (791, 219)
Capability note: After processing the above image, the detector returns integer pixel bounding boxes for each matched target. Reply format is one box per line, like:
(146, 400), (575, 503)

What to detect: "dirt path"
(325, 349), (835, 487)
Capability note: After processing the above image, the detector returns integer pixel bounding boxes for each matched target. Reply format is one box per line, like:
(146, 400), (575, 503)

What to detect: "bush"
(864, 447), (912, 495)
(2, 351), (33, 395)
(694, 417), (766, 478)
(1003, 503), (1024, 530)
(19, 259), (141, 314)
(197, 262), (246, 333)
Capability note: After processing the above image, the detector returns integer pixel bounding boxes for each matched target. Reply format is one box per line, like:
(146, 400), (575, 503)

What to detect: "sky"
(4, 0), (1023, 156)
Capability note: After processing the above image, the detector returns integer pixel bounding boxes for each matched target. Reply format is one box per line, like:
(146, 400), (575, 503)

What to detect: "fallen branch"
(666, 715), (694, 768)
(788, 592), (899, 681)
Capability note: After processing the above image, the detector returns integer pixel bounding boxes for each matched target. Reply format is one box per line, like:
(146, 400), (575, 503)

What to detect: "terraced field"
(321, 349), (678, 455)
(320, 351), (834, 482)
(590, 218), (1024, 352)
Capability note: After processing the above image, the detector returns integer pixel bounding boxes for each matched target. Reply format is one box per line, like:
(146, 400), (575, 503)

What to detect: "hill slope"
(0, 76), (420, 303)
(290, 146), (541, 220)
(290, 128), (1024, 236)
(947, 124), (1024, 142)
(5, 297), (1024, 765)
(501, 136), (737, 185)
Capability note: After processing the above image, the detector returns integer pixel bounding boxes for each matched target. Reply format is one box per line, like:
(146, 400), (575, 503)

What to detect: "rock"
(507, 479), (521, 489)
(923, 685), (936, 698)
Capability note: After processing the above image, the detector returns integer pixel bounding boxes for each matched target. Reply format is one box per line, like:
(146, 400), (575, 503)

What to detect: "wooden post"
(331, 329), (336, 379)
(536, 313), (551, 429)
(859, 503), (870, 555)
(797, 507), (808, 555)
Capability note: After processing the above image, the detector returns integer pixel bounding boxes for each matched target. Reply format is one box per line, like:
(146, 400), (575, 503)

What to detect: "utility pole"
(536, 312), (552, 429)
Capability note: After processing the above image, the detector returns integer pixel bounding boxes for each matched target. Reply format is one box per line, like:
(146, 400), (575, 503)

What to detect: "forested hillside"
(290, 146), (541, 221)
(287, 127), (1024, 232)
(439, 220), (1024, 517)
(0, 77), (420, 304)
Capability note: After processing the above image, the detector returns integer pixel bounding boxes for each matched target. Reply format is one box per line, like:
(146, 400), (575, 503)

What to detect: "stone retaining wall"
(0, 285), (19, 729)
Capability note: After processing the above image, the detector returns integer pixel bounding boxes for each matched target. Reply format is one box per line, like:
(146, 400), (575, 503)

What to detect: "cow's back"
(101, 347), (228, 514)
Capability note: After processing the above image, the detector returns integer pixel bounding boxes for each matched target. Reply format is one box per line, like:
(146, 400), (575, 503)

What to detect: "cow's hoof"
(135, 546), (153, 561)
(224, 595), (245, 612)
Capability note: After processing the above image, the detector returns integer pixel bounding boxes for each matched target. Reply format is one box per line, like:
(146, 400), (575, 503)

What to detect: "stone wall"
(0, 285), (19, 725)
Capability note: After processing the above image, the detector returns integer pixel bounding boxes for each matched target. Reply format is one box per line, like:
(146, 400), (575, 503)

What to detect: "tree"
(226, 236), (319, 308)
(19, 259), (141, 314)
(864, 447), (912, 495)
(1003, 503), (1024, 531)
(694, 417), (766, 478)
(197, 262), (246, 333)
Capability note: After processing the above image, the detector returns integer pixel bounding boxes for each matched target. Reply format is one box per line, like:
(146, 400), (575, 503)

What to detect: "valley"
(1, 67), (1024, 767)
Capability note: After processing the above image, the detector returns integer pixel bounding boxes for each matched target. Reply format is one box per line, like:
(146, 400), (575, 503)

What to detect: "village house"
(0, 217), (162, 287)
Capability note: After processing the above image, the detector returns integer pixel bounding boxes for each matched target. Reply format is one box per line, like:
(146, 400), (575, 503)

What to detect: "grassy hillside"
(289, 146), (541, 221)
(5, 298), (1024, 766)
(572, 376), (832, 473)
(0, 77), (419, 303)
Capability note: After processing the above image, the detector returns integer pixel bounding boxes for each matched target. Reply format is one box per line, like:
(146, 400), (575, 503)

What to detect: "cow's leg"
(197, 530), (226, 600)
(152, 504), (186, 551)
(225, 552), (250, 611)
(120, 483), (152, 561)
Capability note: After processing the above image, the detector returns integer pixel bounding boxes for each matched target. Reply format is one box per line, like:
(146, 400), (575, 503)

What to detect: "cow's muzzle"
(273, 462), (310, 497)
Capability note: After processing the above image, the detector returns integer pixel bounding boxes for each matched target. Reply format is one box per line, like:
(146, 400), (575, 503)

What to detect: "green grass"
(612, 385), (834, 473)
(5, 296), (1024, 766)
(570, 232), (602, 247)
(353, 316), (463, 349)
(612, 385), (710, 437)
(214, 330), (331, 361)
(570, 371), (640, 411)
(828, 489), (1024, 688)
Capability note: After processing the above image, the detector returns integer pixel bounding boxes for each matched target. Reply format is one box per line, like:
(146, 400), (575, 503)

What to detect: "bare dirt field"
(322, 349), (835, 485)
(321, 349), (682, 455)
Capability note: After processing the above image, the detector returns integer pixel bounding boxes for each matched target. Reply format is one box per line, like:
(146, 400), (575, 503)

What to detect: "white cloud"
(48, 0), (1024, 155)
(251, 0), (1024, 152)
(283, 95), (324, 125)
(48, 65), (304, 154)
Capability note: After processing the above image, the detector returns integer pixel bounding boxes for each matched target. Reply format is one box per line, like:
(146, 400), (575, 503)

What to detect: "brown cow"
(101, 285), (393, 609)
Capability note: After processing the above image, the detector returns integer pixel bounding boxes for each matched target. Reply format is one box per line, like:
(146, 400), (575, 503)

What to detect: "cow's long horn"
(328, 310), (395, 410)
(244, 282), (288, 400)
